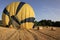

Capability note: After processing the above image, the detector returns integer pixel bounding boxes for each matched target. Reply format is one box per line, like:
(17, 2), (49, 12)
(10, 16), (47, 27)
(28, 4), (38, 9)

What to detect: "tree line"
(34, 20), (60, 27)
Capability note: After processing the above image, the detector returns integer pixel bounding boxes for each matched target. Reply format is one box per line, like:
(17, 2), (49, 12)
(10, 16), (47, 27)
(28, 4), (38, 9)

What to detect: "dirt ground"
(0, 26), (60, 40)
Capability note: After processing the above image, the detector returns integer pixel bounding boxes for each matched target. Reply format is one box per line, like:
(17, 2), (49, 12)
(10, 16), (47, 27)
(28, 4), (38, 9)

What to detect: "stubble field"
(0, 26), (60, 40)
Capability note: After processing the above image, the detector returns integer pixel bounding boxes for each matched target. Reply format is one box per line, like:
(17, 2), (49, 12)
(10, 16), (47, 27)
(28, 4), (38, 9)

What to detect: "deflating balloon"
(2, 2), (35, 29)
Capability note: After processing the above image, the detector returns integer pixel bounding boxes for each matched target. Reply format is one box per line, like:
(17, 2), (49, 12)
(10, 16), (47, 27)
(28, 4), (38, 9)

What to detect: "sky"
(0, 0), (60, 21)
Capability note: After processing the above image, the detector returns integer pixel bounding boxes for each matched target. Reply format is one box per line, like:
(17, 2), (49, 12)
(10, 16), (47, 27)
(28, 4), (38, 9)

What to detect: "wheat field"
(0, 26), (60, 40)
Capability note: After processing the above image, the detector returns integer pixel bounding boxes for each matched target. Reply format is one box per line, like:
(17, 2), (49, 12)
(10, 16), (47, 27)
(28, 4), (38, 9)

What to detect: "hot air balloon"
(2, 2), (35, 29)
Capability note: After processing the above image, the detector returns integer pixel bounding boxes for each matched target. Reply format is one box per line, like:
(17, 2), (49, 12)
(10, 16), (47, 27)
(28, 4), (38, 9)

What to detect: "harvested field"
(0, 26), (60, 40)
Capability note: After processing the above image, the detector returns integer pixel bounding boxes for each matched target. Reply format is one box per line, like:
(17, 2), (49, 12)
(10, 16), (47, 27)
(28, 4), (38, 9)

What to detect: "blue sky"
(0, 0), (60, 21)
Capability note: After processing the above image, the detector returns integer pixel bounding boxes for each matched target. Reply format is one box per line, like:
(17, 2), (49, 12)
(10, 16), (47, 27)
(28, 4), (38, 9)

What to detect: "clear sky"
(0, 0), (60, 21)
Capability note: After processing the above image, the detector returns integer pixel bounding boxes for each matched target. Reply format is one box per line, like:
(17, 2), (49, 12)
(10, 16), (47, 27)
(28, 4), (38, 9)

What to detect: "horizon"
(0, 0), (60, 21)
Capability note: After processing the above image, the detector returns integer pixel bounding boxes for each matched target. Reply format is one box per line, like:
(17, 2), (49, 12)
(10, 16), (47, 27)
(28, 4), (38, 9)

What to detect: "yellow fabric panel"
(9, 2), (14, 16)
(2, 13), (9, 26)
(26, 22), (34, 29)
(6, 2), (20, 16)
(29, 6), (35, 17)
(20, 22), (34, 29)
(14, 2), (20, 15)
